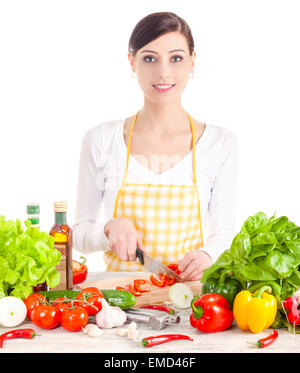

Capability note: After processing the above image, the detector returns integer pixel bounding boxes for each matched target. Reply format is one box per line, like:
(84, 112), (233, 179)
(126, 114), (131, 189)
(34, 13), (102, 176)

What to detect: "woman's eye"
(172, 55), (183, 62)
(144, 56), (156, 63)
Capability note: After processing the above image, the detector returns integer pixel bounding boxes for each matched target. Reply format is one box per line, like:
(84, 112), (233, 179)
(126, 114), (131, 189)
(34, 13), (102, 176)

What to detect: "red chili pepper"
(248, 329), (278, 348)
(73, 256), (88, 285)
(142, 334), (193, 347)
(140, 305), (175, 314)
(125, 284), (142, 296)
(150, 273), (167, 287)
(190, 293), (233, 333)
(134, 279), (150, 293)
(0, 328), (37, 348)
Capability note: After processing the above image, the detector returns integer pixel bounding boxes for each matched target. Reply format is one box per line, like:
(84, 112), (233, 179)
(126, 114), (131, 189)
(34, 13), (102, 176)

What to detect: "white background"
(0, 0), (299, 271)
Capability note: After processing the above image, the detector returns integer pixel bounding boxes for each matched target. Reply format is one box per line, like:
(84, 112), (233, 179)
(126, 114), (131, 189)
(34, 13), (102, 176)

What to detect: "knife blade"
(136, 248), (182, 282)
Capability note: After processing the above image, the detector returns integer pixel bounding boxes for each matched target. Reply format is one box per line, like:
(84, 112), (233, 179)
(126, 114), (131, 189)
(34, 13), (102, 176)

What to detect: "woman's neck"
(137, 99), (190, 135)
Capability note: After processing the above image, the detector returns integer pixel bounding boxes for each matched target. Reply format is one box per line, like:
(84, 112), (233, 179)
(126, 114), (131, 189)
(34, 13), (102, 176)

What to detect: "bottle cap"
(27, 203), (40, 214)
(54, 201), (67, 212)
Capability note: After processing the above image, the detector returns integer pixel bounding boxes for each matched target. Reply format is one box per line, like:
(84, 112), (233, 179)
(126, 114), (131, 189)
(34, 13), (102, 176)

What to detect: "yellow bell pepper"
(233, 286), (277, 333)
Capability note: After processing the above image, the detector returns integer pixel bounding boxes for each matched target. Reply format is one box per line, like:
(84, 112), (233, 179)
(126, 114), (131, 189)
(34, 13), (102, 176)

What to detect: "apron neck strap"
(122, 112), (197, 185)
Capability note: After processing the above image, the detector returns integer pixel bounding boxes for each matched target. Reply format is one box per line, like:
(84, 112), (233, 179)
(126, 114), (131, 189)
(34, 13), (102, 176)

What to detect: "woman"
(73, 12), (238, 281)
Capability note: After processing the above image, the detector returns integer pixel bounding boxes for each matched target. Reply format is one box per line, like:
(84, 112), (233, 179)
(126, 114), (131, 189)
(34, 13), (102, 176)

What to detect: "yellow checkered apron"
(103, 112), (204, 271)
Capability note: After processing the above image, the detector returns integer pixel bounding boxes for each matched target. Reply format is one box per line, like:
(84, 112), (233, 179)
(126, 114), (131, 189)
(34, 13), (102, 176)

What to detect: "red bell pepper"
(150, 273), (167, 287)
(72, 256), (88, 285)
(190, 293), (233, 333)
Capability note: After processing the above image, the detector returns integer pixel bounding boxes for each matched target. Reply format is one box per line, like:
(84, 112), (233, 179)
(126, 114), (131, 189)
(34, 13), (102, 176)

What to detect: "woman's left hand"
(178, 251), (213, 281)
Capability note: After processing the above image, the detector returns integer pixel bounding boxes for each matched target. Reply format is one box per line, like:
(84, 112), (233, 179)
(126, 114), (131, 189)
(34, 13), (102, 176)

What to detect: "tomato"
(60, 307), (89, 332)
(31, 304), (60, 329)
(24, 294), (47, 319)
(51, 297), (73, 321)
(75, 287), (104, 316)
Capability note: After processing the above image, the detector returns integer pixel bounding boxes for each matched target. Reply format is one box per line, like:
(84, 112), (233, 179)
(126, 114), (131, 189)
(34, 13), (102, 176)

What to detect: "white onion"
(168, 283), (194, 309)
(0, 296), (27, 327)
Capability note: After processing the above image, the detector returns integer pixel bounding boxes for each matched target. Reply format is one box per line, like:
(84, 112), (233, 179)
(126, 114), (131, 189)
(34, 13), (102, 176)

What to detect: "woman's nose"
(157, 60), (172, 81)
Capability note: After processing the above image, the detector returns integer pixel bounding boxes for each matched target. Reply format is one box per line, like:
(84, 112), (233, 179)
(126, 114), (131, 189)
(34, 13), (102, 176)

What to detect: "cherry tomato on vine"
(24, 293), (47, 319)
(75, 287), (104, 316)
(51, 297), (73, 319)
(31, 304), (60, 329)
(60, 307), (89, 332)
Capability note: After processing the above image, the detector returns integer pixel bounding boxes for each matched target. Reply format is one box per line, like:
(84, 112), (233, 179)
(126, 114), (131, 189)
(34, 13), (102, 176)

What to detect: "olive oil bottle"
(49, 201), (73, 290)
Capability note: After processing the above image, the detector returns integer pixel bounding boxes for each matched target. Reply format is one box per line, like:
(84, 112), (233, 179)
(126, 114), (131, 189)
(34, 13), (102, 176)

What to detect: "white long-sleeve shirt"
(72, 118), (238, 263)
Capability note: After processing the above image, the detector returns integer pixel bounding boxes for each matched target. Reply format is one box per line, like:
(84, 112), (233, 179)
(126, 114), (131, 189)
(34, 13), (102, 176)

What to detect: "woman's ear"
(191, 50), (196, 70)
(128, 52), (135, 72)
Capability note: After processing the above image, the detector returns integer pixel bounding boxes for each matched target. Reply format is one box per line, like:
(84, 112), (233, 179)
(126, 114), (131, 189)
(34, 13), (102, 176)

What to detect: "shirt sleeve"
(72, 127), (110, 254)
(199, 131), (239, 263)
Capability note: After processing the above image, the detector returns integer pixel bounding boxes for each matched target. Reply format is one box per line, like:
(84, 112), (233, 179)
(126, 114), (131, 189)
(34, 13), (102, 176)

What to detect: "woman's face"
(128, 31), (195, 105)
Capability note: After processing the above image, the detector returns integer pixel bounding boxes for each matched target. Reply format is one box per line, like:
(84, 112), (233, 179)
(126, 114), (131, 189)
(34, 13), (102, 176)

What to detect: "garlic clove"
(82, 324), (104, 337)
(126, 322), (137, 332)
(127, 329), (141, 342)
(116, 328), (128, 336)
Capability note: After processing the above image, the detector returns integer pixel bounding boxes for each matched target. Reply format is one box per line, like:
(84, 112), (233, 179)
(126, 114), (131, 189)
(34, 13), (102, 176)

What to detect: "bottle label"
(52, 243), (73, 290)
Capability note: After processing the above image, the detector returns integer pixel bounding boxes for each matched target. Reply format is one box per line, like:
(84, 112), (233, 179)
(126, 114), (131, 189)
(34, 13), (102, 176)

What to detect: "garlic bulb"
(96, 298), (127, 329)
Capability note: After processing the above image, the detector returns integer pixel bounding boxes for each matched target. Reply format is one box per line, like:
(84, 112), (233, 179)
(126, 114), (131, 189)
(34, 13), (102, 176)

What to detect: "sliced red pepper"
(134, 279), (150, 293)
(166, 276), (176, 286)
(125, 284), (142, 296)
(150, 273), (167, 287)
(158, 273), (176, 286)
(116, 286), (125, 290)
(73, 256), (88, 285)
(167, 263), (181, 275)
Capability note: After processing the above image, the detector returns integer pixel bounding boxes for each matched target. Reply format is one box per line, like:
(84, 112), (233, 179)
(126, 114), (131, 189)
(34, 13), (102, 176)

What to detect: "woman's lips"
(153, 84), (175, 93)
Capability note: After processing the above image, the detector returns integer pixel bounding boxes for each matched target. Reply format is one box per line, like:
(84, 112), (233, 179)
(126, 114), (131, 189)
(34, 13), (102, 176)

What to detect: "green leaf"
(241, 212), (275, 238)
(271, 216), (290, 232)
(262, 250), (296, 278)
(5, 269), (20, 285)
(240, 260), (277, 281)
(286, 270), (300, 288)
(230, 231), (251, 263)
(45, 266), (60, 288)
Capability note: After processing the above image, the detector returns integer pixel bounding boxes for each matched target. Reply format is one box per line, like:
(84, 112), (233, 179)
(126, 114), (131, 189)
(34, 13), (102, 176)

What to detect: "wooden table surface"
(0, 271), (298, 354)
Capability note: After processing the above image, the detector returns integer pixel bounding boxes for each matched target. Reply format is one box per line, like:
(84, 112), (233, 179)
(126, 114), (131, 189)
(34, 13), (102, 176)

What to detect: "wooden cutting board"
(76, 272), (203, 308)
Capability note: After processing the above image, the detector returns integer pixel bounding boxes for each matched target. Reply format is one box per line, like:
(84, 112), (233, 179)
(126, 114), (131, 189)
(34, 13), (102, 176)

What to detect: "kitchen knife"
(136, 248), (182, 282)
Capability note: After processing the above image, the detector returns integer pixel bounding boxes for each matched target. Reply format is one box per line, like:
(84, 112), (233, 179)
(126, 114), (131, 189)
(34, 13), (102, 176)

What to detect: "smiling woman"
(72, 12), (238, 281)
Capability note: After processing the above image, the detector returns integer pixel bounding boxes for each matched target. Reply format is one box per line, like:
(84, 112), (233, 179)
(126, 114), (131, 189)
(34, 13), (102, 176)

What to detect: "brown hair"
(128, 12), (194, 57)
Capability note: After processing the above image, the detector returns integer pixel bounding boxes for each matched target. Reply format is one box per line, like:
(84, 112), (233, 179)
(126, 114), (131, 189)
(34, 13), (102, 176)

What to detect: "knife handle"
(136, 248), (144, 265)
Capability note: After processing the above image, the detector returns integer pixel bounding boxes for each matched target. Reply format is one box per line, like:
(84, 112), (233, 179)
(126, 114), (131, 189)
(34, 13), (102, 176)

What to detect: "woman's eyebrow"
(140, 49), (186, 54)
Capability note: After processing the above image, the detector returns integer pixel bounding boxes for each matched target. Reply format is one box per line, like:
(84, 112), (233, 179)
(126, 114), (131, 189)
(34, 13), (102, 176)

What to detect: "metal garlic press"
(124, 308), (180, 330)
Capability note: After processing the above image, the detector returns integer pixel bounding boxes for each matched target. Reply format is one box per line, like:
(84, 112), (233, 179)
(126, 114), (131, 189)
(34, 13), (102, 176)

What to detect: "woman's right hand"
(104, 217), (144, 262)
